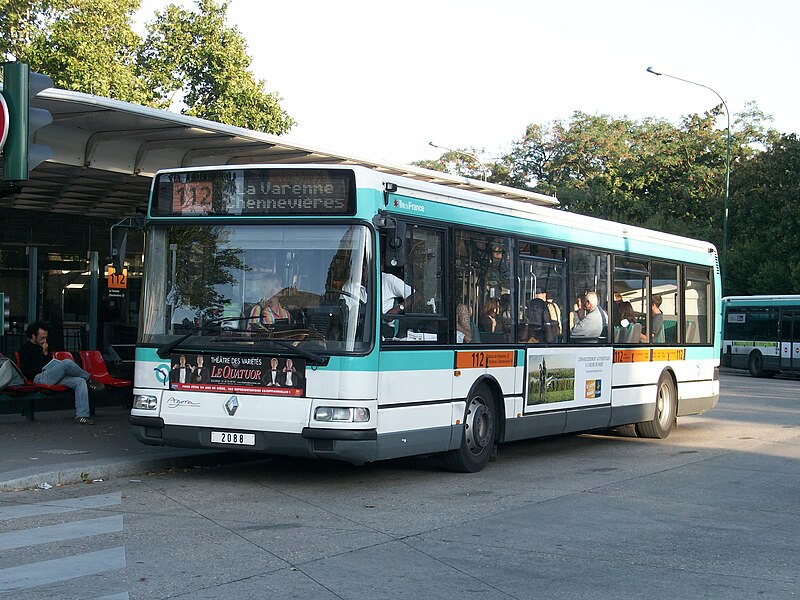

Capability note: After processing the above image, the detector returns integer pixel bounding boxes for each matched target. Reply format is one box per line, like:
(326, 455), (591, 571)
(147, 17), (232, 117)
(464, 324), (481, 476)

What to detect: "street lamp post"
(429, 141), (489, 182)
(646, 66), (731, 288)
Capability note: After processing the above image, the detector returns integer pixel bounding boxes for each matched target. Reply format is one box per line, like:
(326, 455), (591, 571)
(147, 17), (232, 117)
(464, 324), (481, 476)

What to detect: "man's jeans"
(34, 359), (91, 418)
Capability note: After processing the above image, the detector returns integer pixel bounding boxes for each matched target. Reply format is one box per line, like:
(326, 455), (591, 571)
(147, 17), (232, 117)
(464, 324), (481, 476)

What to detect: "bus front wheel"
(442, 383), (496, 473)
(636, 373), (676, 439)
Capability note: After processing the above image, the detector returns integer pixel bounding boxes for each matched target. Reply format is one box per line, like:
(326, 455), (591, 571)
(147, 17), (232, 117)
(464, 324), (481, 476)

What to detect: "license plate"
(211, 431), (255, 446)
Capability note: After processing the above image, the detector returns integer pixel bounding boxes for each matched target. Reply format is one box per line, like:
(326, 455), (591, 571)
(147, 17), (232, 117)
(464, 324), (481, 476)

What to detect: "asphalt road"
(1, 370), (798, 599)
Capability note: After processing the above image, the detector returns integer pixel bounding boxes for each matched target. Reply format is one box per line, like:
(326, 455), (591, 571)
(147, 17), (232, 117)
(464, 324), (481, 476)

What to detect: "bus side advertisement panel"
(524, 347), (613, 413)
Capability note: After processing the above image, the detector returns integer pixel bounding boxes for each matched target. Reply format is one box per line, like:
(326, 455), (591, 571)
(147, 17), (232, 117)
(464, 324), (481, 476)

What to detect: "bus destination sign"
(153, 168), (356, 217)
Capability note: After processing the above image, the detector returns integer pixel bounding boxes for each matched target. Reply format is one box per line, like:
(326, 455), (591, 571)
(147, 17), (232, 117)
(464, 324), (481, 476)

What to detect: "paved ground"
(1, 369), (797, 599)
(0, 406), (231, 491)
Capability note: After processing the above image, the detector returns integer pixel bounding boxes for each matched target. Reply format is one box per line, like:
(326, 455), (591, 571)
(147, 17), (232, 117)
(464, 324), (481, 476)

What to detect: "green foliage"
(725, 134), (800, 295)
(138, 0), (294, 133)
(0, 0), (152, 103)
(422, 106), (794, 293)
(413, 148), (495, 181)
(0, 0), (293, 132)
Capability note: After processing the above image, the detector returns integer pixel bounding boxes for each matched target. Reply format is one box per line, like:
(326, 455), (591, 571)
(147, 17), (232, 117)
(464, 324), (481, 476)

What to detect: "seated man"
(570, 291), (608, 340)
(18, 321), (104, 425)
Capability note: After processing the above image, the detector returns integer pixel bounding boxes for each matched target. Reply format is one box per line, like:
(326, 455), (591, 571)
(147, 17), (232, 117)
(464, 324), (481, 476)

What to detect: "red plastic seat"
(13, 351), (69, 392)
(78, 350), (132, 388)
(52, 351), (76, 362)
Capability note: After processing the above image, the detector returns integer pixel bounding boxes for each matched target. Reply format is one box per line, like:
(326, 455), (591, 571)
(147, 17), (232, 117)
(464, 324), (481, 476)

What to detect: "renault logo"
(225, 396), (239, 416)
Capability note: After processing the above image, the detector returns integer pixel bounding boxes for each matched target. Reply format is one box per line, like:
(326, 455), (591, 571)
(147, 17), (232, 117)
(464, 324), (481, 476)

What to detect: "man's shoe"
(86, 379), (105, 392)
(75, 417), (95, 425)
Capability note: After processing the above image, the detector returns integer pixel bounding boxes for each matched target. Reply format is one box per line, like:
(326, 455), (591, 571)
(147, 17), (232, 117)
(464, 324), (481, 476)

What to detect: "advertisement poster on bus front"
(524, 347), (612, 412)
(169, 352), (306, 397)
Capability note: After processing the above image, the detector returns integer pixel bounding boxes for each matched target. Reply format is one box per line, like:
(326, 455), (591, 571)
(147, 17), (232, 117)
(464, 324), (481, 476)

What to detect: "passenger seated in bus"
(570, 291), (607, 340)
(499, 293), (512, 334)
(249, 276), (292, 329)
(614, 301), (638, 343)
(456, 303), (472, 343)
(570, 294), (586, 330)
(612, 291), (623, 326)
(641, 294), (664, 343)
(478, 298), (500, 333)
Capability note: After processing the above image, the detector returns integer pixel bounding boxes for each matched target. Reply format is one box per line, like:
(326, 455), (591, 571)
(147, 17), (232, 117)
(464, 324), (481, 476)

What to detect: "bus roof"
(375, 168), (717, 257)
(723, 295), (800, 305)
(151, 163), (718, 260)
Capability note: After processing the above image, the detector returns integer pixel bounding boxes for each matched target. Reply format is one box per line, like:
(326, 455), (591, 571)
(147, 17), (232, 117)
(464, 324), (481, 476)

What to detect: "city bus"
(722, 295), (800, 377)
(129, 164), (720, 472)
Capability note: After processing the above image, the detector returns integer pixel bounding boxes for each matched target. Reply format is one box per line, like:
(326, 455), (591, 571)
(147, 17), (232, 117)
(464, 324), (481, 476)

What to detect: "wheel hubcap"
(657, 383), (671, 428)
(464, 396), (493, 456)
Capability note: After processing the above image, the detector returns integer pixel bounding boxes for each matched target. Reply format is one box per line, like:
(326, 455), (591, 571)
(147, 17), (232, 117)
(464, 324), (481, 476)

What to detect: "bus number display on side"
(455, 351), (515, 369)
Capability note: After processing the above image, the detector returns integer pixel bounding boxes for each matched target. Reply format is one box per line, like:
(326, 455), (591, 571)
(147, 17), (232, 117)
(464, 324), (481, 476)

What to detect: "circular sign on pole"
(0, 94), (8, 151)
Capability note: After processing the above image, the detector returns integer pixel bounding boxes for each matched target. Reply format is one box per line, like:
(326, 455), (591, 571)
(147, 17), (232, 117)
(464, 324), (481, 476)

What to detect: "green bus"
(722, 295), (800, 377)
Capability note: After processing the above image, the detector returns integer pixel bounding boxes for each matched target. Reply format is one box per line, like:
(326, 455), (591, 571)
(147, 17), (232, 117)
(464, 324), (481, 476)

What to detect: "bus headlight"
(133, 395), (158, 410)
(314, 406), (370, 423)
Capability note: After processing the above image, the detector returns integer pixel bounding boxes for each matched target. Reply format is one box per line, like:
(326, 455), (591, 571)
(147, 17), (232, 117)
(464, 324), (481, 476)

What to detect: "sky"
(136, 0), (799, 166)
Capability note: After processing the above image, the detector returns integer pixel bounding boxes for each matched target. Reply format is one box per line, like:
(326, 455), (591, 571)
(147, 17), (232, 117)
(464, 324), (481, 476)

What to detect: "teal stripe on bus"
(385, 193), (716, 267)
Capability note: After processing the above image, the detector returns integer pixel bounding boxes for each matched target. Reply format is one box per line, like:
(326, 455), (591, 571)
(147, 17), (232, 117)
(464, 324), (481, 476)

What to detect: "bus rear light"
(314, 406), (370, 423)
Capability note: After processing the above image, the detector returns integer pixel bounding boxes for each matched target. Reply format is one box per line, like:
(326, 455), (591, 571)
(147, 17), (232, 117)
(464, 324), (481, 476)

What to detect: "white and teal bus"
(722, 295), (800, 377)
(130, 165), (720, 472)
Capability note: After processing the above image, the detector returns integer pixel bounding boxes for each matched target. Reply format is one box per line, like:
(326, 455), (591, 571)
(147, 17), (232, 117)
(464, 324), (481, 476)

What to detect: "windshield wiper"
(251, 336), (327, 366)
(156, 316), (329, 365)
(156, 316), (254, 358)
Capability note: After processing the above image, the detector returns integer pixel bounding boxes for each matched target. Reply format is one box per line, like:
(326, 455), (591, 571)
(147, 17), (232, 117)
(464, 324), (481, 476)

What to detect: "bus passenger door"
(780, 310), (800, 372)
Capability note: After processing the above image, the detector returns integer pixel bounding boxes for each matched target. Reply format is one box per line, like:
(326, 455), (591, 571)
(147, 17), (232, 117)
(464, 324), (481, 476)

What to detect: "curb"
(0, 451), (239, 492)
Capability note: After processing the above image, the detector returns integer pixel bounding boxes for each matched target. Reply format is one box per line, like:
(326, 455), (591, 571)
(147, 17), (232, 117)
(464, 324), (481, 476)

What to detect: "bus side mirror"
(111, 226), (128, 274)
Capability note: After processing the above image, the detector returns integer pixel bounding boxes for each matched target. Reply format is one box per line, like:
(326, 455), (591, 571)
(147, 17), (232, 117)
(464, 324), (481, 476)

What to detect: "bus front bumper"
(130, 416), (378, 465)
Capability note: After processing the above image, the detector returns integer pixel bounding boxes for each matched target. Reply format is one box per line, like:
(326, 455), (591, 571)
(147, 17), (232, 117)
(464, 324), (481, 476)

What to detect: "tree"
(0, 0), (153, 104)
(413, 148), (499, 182)
(726, 133), (800, 295)
(0, 0), (294, 133)
(138, 0), (294, 133)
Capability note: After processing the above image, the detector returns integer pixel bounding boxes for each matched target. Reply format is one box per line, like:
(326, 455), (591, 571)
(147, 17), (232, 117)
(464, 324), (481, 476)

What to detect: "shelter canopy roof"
(0, 88), (557, 219)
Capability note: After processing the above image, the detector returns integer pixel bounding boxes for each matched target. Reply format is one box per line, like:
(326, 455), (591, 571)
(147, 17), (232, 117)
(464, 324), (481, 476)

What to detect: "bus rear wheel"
(442, 383), (496, 473)
(636, 373), (676, 439)
(748, 352), (775, 378)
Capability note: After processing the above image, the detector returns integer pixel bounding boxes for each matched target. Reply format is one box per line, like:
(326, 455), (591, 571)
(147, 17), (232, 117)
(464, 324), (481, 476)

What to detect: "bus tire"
(748, 352), (766, 378)
(636, 373), (676, 439)
(442, 383), (497, 473)
(615, 424), (638, 437)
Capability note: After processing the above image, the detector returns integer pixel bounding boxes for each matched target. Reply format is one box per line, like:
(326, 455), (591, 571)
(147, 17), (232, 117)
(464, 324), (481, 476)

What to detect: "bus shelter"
(0, 87), (556, 362)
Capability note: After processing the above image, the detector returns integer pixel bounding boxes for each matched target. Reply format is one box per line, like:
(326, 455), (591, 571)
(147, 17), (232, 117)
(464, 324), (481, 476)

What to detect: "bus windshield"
(139, 223), (374, 354)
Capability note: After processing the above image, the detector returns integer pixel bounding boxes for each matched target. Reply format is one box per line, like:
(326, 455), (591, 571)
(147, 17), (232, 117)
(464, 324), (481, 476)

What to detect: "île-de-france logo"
(154, 364), (170, 386)
(393, 198), (425, 213)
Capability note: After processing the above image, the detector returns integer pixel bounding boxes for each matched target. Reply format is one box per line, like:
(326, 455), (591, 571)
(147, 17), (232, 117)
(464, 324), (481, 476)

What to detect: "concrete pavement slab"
(0, 406), (231, 491)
